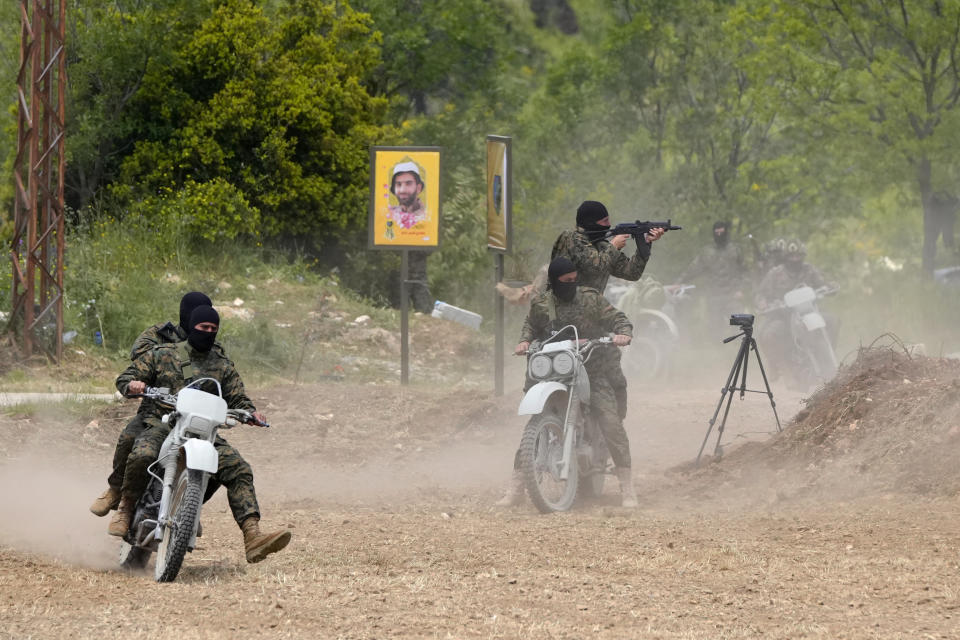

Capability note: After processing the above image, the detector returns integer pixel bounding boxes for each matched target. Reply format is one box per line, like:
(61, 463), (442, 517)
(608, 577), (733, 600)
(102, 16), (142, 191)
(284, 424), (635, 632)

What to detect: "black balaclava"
(179, 292), (213, 332)
(576, 201), (610, 242)
(548, 256), (578, 303)
(187, 305), (220, 352)
(713, 220), (730, 248)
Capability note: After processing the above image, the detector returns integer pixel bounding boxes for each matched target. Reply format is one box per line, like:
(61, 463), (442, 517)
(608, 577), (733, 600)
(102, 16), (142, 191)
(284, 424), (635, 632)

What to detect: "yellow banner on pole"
(369, 147), (442, 250)
(486, 136), (511, 254)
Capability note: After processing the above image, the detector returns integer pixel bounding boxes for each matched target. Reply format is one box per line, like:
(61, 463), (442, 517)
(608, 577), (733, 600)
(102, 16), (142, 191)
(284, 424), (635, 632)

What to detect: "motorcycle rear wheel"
(519, 413), (578, 513)
(155, 468), (203, 583)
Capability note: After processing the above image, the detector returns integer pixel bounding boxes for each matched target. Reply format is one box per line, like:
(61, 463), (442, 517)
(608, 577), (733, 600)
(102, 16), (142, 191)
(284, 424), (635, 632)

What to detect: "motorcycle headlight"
(529, 353), (553, 379)
(552, 351), (574, 375)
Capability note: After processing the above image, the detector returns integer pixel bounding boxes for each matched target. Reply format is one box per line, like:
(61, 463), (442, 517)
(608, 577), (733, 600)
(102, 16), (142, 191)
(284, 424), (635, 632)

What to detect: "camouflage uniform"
(551, 229), (650, 292)
(754, 263), (827, 310)
(116, 342), (261, 526)
(519, 287), (634, 468)
(106, 323), (226, 490)
(551, 228), (650, 417)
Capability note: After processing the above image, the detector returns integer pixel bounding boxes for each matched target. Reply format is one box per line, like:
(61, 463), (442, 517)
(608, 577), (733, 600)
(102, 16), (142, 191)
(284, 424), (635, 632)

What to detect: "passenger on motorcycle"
(497, 257), (639, 508)
(111, 305), (291, 564)
(551, 200), (666, 420)
(754, 239), (837, 378)
(90, 292), (221, 518)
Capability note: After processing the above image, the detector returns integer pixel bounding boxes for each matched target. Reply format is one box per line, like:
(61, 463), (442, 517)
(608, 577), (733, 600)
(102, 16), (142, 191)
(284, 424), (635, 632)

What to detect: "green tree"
(64, 0), (211, 212)
(742, 0), (960, 272)
(116, 0), (391, 242)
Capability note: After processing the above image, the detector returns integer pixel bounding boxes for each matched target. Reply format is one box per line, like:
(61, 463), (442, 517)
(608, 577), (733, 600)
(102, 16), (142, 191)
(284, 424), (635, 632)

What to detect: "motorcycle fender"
(518, 381), (568, 416)
(182, 439), (218, 473)
(801, 312), (826, 331)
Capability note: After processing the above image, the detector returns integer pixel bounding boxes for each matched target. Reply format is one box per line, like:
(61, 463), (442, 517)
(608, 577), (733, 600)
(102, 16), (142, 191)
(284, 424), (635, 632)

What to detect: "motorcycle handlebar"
(228, 409), (270, 428)
(518, 335), (620, 356)
(127, 387), (269, 427)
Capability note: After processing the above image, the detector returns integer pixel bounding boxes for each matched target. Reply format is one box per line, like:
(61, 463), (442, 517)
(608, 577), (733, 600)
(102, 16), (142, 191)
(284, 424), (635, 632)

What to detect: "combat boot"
(241, 516), (291, 563)
(494, 470), (525, 507)
(108, 496), (134, 537)
(616, 467), (638, 509)
(90, 486), (121, 517)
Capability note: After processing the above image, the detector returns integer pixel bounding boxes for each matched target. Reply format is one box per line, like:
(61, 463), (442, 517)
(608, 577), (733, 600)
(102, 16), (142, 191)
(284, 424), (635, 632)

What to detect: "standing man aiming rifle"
(551, 201), (675, 421)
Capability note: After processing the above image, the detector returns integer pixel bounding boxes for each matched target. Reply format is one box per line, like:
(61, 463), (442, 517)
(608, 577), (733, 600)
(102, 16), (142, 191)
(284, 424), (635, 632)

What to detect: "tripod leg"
(750, 337), (783, 432)
(738, 339), (750, 399)
(696, 336), (748, 465)
(713, 349), (745, 458)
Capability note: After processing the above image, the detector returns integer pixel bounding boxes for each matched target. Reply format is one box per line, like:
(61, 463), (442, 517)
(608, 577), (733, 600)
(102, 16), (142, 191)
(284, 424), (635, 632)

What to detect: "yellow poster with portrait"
(486, 136), (511, 253)
(368, 146), (442, 250)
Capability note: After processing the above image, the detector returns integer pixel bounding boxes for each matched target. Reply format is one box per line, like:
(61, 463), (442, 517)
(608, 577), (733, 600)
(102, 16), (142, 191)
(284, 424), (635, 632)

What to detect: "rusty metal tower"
(11, 0), (66, 361)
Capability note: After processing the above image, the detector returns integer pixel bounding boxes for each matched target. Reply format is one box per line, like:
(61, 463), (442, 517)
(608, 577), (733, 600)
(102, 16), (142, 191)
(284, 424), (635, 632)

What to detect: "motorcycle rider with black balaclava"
(112, 305), (291, 564)
(496, 256), (638, 509)
(754, 239), (836, 378)
(90, 292), (223, 518)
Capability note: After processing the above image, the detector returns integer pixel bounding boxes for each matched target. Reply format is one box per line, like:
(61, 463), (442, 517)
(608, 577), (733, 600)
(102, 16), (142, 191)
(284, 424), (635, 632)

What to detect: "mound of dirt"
(673, 344), (960, 505)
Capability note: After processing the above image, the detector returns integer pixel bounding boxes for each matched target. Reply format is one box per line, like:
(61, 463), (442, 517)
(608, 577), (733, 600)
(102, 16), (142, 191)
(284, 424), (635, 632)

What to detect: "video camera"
(729, 313), (755, 328)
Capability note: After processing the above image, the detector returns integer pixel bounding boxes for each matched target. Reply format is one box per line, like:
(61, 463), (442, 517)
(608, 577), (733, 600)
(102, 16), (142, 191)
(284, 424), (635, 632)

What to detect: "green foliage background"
(3, 0), (960, 357)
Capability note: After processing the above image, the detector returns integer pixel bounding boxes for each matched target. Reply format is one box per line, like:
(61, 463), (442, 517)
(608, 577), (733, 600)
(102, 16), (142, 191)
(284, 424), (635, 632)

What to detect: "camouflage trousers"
(121, 419), (260, 526)
(599, 345), (628, 420)
(106, 413), (148, 489)
(514, 366), (631, 470)
(583, 371), (631, 468)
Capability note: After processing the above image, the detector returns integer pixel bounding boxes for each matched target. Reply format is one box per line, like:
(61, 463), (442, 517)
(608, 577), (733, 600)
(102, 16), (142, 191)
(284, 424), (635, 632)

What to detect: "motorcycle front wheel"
(155, 468), (204, 583)
(519, 413), (578, 513)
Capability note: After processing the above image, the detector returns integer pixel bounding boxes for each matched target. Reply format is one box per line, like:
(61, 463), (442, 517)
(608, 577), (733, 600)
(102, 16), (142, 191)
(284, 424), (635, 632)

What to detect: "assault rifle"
(606, 219), (682, 241)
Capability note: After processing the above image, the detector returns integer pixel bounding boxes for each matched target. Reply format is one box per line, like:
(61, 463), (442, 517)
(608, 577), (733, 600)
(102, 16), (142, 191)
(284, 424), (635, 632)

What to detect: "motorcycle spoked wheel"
(155, 468), (204, 582)
(519, 413), (578, 513)
(806, 333), (838, 382)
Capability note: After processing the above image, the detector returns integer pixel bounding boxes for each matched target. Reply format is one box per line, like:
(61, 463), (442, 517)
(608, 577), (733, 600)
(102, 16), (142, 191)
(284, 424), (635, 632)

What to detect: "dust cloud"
(0, 450), (117, 569)
(258, 434), (521, 507)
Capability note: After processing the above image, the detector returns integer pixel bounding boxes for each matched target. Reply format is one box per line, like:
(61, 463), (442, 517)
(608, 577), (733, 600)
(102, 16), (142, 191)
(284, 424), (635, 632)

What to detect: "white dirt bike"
(517, 326), (616, 513)
(118, 380), (266, 582)
(762, 285), (839, 388)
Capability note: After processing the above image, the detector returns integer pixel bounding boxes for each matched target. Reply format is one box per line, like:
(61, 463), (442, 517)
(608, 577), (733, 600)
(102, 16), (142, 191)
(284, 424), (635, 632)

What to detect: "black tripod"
(696, 315), (781, 465)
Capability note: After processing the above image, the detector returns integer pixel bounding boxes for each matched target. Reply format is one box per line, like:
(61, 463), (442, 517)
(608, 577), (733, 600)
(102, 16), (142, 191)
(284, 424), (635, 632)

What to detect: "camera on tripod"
(729, 313), (755, 328)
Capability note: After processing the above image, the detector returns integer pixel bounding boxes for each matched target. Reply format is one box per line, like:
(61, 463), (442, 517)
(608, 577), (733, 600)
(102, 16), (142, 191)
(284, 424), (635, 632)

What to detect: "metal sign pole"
(368, 146), (442, 387)
(400, 249), (410, 385)
(494, 253), (505, 396)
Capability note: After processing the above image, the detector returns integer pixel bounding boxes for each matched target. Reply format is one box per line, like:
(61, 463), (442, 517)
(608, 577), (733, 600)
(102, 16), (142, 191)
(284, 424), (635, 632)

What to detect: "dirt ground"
(2, 346), (960, 639)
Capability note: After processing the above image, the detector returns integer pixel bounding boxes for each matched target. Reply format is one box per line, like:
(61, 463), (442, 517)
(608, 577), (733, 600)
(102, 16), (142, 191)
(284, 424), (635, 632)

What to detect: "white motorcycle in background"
(620, 283), (693, 381)
(517, 326), (615, 513)
(762, 285), (839, 388)
(119, 380), (267, 582)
